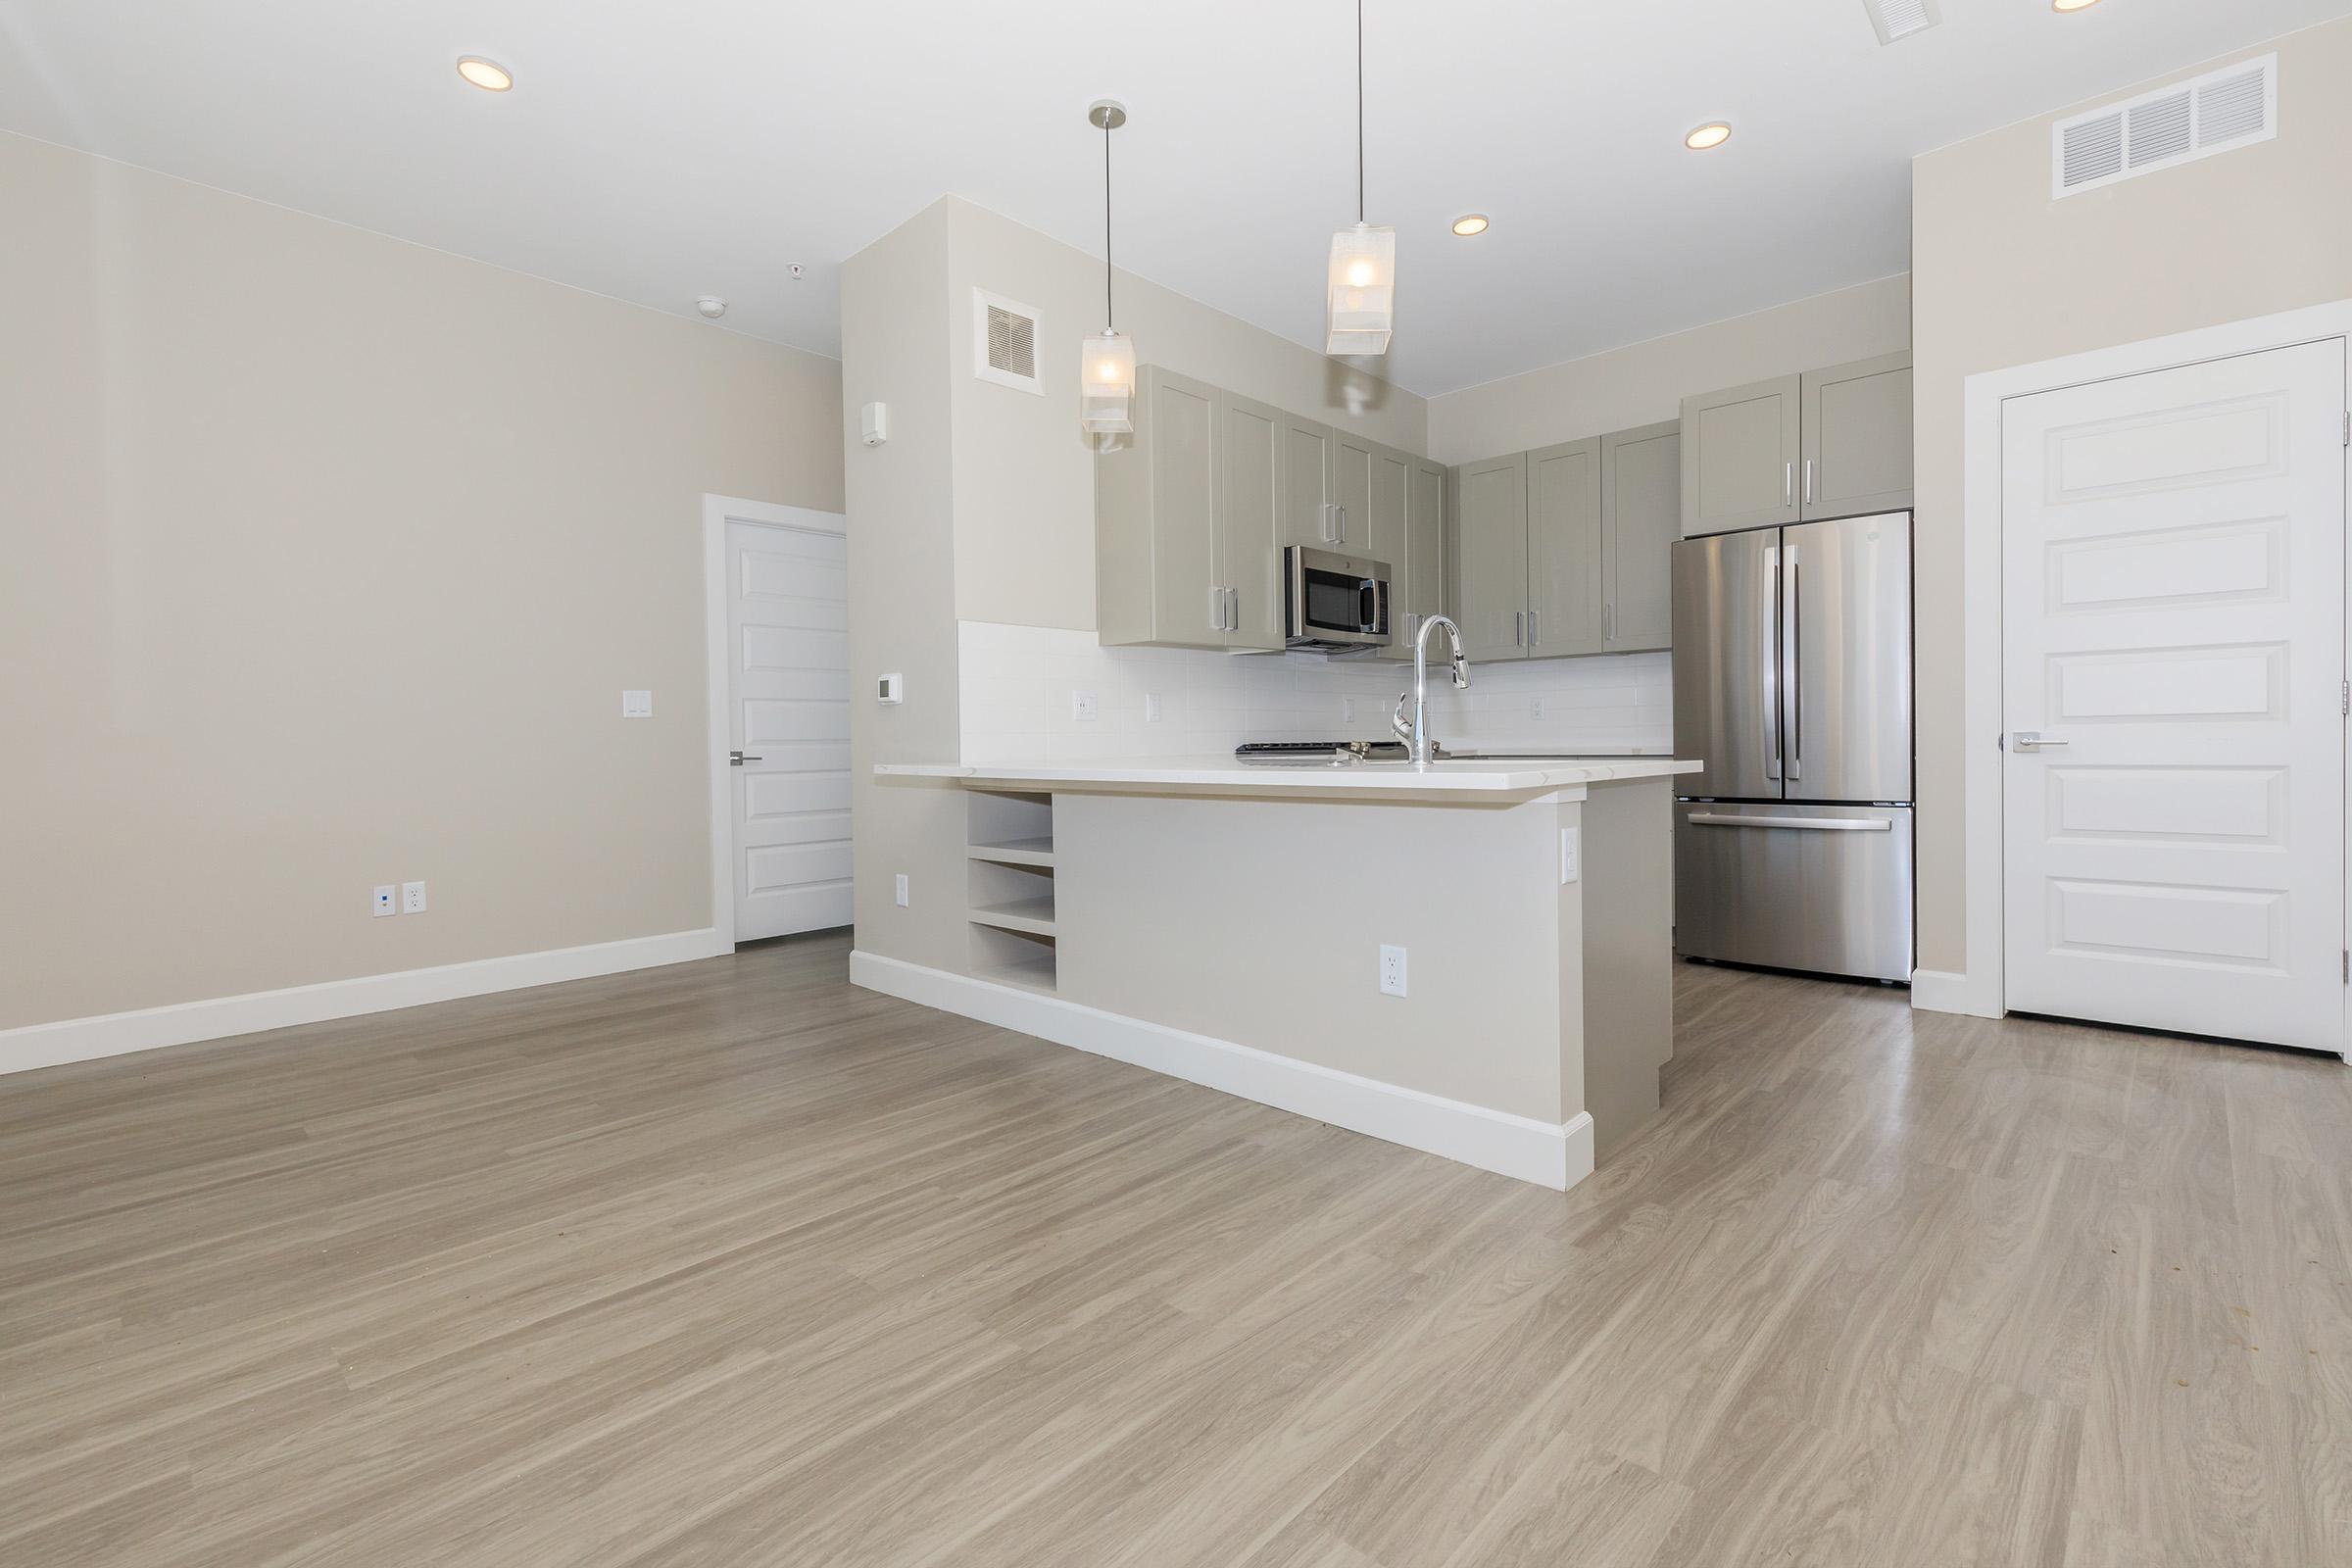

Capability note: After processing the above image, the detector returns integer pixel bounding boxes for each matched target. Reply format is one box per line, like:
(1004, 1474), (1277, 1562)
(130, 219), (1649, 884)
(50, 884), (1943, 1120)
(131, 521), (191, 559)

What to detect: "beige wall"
(1425, 274), (1913, 466)
(944, 198), (1427, 632)
(1911, 16), (2352, 977)
(0, 131), (844, 1030)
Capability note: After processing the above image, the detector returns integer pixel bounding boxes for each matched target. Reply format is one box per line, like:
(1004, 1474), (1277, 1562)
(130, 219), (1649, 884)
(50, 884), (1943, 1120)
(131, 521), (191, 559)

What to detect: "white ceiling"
(5, 0), (2348, 395)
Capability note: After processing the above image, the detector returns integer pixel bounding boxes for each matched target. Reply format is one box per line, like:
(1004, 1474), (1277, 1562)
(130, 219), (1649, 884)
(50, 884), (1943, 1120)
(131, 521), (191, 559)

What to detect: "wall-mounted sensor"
(696, 296), (728, 319)
(860, 402), (889, 447)
(877, 673), (904, 705)
(789, 264), (807, 280)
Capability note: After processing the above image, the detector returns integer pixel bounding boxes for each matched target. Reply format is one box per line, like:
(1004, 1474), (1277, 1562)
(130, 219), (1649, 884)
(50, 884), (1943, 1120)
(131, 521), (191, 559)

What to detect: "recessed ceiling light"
(2052, 0), (2102, 10)
(1685, 122), (1733, 152)
(1451, 214), (1490, 237)
(456, 57), (514, 92)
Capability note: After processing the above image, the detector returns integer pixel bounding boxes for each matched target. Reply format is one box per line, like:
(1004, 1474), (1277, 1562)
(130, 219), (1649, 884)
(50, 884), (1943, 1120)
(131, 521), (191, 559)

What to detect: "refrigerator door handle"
(1688, 813), (1894, 832)
(1761, 545), (1782, 780)
(1785, 544), (1801, 782)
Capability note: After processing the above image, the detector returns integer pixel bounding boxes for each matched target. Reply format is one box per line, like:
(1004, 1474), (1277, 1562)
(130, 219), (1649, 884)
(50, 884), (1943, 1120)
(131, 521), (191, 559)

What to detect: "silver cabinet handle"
(1604, 602), (1615, 641)
(728, 751), (763, 765)
(1803, 458), (1815, 506)
(1335, 504), (1348, 544)
(1228, 587), (1239, 630)
(1784, 461), (1794, 511)
(1688, 813), (1893, 832)
(1529, 610), (1541, 647)
(2011, 731), (2069, 753)
(1514, 610), (1525, 646)
(1210, 585), (1225, 630)
(1761, 545), (1781, 780)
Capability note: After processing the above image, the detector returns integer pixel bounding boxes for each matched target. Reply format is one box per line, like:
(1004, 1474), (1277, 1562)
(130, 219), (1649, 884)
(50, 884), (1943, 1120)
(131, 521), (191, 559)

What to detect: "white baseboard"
(850, 950), (1593, 1192)
(0, 928), (731, 1079)
(1909, 968), (2001, 1019)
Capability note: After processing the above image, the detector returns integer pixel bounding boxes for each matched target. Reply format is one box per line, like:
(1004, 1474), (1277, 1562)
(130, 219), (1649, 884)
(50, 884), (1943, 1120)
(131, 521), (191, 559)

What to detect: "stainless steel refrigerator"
(1670, 512), (1914, 983)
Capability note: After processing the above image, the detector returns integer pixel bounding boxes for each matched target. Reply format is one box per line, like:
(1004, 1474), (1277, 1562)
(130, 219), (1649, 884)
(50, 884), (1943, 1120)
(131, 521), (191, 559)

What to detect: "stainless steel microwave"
(1284, 546), (1392, 652)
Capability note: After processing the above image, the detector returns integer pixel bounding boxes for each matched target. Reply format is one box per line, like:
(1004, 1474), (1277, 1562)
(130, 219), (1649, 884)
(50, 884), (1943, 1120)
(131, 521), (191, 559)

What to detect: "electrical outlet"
(371, 885), (397, 917)
(402, 880), (428, 914)
(1144, 693), (1162, 723)
(1071, 691), (1098, 722)
(1379, 944), (1408, 998)
(894, 873), (909, 907)
(1341, 696), (1356, 724)
(1532, 695), (1547, 721)
(1560, 827), (1580, 885)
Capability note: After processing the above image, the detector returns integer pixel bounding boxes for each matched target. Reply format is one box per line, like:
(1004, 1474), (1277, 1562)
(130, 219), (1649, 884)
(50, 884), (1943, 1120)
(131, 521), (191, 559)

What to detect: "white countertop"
(875, 755), (1701, 801)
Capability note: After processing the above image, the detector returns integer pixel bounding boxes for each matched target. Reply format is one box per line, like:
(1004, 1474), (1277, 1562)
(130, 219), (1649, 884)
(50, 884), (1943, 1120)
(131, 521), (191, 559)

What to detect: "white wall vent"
(972, 289), (1044, 395)
(2052, 54), (2277, 200)
(1863, 0), (1941, 47)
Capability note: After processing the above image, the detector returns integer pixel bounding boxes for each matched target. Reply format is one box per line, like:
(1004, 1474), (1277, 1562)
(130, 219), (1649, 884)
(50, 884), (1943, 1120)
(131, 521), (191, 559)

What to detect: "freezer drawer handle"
(1688, 813), (1895, 832)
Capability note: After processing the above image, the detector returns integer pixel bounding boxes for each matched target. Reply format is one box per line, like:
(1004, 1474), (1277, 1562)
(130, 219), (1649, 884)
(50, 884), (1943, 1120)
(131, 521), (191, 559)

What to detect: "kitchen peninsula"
(858, 756), (1697, 1190)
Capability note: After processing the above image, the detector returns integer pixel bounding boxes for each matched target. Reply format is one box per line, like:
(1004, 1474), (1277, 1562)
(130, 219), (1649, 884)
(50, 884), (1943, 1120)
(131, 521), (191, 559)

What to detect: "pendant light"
(1326, 0), (1395, 356)
(1081, 99), (1137, 436)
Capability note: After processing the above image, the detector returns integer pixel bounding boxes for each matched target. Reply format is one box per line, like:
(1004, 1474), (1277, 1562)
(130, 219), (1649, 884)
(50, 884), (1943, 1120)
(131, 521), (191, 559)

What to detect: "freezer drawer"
(1674, 802), (1914, 983)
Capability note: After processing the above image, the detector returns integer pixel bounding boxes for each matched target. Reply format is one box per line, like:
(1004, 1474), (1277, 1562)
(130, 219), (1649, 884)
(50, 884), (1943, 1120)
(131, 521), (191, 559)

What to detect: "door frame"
(701, 494), (851, 949)
(1944, 301), (2352, 1053)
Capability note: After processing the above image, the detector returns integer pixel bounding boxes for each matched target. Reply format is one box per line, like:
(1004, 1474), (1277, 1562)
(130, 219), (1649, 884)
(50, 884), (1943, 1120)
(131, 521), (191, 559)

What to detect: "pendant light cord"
(1355, 0), (1365, 224)
(1103, 119), (1115, 332)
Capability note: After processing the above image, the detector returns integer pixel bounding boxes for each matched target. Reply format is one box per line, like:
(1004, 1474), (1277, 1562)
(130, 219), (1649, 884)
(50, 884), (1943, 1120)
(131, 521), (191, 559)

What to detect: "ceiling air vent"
(972, 289), (1044, 395)
(2052, 54), (2277, 199)
(1863, 0), (1941, 47)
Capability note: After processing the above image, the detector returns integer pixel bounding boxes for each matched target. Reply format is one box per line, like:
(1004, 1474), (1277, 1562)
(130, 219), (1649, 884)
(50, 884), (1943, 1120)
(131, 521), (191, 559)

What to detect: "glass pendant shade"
(1325, 223), (1396, 355)
(1080, 330), (1137, 434)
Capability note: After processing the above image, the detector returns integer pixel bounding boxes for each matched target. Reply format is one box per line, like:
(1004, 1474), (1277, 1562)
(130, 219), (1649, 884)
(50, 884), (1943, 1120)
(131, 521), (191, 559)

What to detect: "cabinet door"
(1219, 390), (1286, 652)
(1681, 374), (1800, 536)
(1328, 429), (1379, 559)
(1455, 453), (1529, 662)
(1527, 439), (1603, 659)
(1370, 446), (1416, 660)
(1278, 413), (1335, 549)
(1600, 420), (1680, 653)
(1400, 457), (1448, 659)
(1147, 371), (1225, 646)
(1800, 352), (1912, 519)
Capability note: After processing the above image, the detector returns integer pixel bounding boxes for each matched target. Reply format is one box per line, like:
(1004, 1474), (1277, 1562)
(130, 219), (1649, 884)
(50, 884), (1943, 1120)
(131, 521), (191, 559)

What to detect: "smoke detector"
(1862, 0), (1941, 45)
(695, 296), (727, 319)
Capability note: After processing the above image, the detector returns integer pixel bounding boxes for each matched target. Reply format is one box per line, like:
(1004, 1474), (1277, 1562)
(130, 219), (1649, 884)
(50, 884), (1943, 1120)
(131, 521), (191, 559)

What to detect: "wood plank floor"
(4, 933), (2350, 1566)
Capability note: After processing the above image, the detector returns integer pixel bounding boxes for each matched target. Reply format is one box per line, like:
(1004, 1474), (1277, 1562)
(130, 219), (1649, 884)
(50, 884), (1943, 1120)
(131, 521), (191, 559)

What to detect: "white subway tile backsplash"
(957, 622), (1675, 762)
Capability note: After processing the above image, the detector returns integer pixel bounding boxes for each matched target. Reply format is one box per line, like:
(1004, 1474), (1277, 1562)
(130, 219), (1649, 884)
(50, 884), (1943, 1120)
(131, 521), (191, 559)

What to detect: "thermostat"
(877, 672), (904, 705)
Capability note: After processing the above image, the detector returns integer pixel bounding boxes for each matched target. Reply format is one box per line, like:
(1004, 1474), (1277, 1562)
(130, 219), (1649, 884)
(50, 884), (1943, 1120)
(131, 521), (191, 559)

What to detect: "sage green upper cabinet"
(1600, 420), (1680, 653)
(1327, 428), (1380, 560)
(1219, 390), (1286, 652)
(1455, 452), (1530, 663)
(1371, 447), (1416, 661)
(1278, 413), (1335, 549)
(1680, 374), (1800, 537)
(1097, 368), (1284, 651)
(1800, 351), (1913, 519)
(1097, 367), (1223, 649)
(1387, 456), (1447, 662)
(1526, 438), (1603, 658)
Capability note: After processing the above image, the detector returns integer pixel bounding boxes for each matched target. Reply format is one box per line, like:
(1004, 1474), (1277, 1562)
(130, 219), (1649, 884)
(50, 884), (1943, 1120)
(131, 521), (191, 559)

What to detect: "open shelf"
(966, 791), (1058, 992)
(966, 836), (1055, 867)
(967, 898), (1057, 937)
(969, 924), (1056, 994)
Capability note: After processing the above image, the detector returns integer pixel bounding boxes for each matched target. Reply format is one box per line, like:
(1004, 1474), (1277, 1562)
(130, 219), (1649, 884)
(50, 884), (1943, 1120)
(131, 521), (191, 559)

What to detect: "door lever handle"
(729, 751), (764, 765)
(2010, 732), (2069, 753)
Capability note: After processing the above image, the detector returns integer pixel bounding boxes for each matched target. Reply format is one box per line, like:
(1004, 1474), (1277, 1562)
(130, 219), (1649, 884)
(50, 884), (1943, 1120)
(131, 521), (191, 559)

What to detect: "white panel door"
(728, 520), (852, 941)
(2002, 340), (2346, 1051)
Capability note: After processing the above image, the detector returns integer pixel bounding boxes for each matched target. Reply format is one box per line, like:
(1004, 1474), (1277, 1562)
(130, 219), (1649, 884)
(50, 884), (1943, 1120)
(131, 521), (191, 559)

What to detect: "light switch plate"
(1144, 693), (1162, 723)
(894, 873), (909, 907)
(620, 690), (654, 718)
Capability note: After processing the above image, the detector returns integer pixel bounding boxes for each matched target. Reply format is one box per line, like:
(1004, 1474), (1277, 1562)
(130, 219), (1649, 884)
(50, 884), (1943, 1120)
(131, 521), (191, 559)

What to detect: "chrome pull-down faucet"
(1391, 614), (1469, 766)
